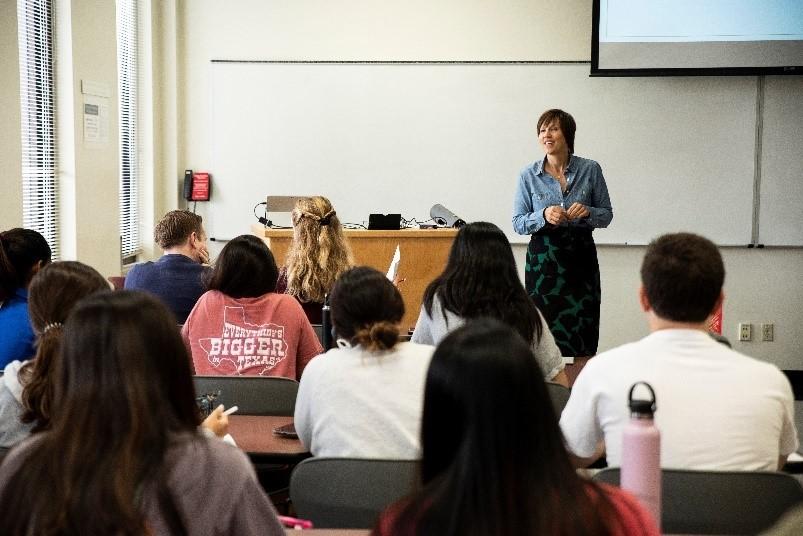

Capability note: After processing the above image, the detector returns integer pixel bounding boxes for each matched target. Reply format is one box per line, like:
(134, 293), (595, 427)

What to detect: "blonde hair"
(285, 196), (354, 303)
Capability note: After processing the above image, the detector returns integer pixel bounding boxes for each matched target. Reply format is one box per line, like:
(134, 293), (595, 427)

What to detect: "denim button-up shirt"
(512, 154), (613, 235)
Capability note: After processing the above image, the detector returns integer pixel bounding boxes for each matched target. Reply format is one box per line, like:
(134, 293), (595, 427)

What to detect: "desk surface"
(228, 415), (309, 457)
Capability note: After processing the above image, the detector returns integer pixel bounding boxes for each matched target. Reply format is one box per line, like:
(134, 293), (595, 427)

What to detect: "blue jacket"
(125, 254), (209, 324)
(0, 288), (35, 368)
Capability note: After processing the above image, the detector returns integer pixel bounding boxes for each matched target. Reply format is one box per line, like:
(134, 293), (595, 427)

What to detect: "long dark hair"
(206, 234), (278, 298)
(422, 221), (541, 344)
(20, 261), (110, 431)
(0, 291), (200, 535)
(0, 228), (51, 301)
(389, 320), (621, 535)
(330, 266), (405, 351)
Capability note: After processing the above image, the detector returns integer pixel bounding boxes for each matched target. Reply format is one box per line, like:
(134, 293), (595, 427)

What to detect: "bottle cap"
(628, 381), (657, 416)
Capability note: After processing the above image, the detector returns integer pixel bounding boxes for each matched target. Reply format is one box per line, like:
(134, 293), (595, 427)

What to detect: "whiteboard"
(758, 76), (803, 246)
(209, 62), (758, 245)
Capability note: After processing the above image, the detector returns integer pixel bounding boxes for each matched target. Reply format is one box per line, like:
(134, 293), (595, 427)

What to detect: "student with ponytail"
(0, 228), (51, 368)
(0, 262), (109, 448)
(294, 266), (434, 458)
(276, 196), (354, 323)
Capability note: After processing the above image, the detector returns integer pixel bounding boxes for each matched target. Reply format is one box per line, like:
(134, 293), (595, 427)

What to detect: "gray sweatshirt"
(0, 360), (34, 448)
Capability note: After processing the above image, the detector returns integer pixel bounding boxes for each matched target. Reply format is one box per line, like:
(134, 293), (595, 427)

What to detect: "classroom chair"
(107, 275), (125, 290)
(592, 467), (803, 535)
(545, 381), (570, 417)
(311, 324), (325, 347)
(192, 375), (299, 416)
(290, 457), (418, 529)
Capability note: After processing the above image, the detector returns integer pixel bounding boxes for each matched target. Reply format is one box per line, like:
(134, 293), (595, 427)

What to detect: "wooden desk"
(252, 226), (457, 330)
(228, 415), (308, 459)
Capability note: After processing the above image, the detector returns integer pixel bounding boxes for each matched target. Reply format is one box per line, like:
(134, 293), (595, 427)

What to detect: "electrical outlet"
(738, 323), (752, 342)
(761, 323), (774, 342)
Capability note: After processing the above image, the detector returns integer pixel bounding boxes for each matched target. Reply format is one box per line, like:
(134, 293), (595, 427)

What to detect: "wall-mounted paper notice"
(386, 245), (401, 282)
(83, 95), (109, 145)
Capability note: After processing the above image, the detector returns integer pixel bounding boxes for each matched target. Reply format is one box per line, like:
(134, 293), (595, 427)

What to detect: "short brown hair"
(641, 233), (724, 323)
(153, 211), (203, 249)
(537, 109), (577, 154)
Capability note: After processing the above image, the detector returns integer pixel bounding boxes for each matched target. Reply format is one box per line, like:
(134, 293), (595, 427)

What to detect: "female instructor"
(512, 109), (612, 369)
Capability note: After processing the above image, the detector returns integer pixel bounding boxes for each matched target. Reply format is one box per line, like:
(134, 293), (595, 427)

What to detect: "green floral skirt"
(525, 227), (600, 357)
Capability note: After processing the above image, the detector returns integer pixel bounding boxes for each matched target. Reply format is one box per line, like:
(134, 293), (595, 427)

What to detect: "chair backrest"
(311, 323), (325, 346)
(545, 381), (571, 417)
(593, 467), (803, 534)
(192, 375), (299, 416)
(290, 458), (419, 528)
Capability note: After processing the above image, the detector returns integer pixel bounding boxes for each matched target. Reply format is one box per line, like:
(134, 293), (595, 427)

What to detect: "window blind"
(117, 0), (140, 259)
(18, 0), (58, 259)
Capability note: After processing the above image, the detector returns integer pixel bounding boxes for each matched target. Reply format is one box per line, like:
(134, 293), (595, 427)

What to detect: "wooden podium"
(251, 225), (458, 330)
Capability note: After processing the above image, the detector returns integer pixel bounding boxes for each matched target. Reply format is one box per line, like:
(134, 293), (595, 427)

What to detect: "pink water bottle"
(620, 381), (661, 528)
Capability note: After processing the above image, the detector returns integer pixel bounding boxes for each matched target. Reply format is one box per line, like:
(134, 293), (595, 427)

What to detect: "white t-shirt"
(560, 329), (798, 470)
(294, 341), (435, 459)
(410, 293), (565, 381)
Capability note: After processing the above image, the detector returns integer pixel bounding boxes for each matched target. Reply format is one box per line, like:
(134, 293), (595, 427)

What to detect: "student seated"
(0, 228), (51, 368)
(183, 234), (322, 379)
(294, 266), (434, 458)
(374, 319), (659, 536)
(0, 261), (109, 448)
(560, 232), (798, 470)
(125, 210), (210, 323)
(411, 221), (568, 386)
(275, 196), (353, 323)
(0, 291), (284, 534)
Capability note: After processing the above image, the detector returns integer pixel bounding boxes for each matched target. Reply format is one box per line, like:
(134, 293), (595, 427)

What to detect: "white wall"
(167, 1), (802, 368)
(1, 0), (120, 277)
(63, 0), (121, 276)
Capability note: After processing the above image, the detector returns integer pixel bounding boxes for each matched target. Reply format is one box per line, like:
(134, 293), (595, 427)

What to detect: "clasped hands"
(544, 203), (590, 226)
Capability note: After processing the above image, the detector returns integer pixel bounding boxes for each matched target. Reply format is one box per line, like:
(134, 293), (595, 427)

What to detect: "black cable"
(342, 222), (368, 229)
(253, 201), (270, 226)
(401, 216), (436, 229)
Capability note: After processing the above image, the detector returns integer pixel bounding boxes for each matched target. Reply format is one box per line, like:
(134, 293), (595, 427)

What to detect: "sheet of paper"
(82, 95), (110, 145)
(386, 245), (401, 282)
